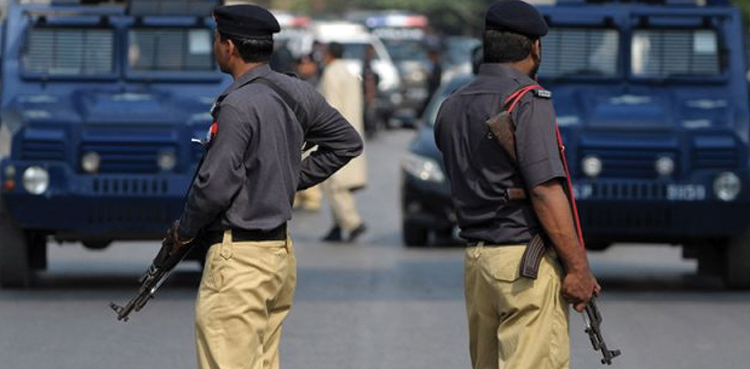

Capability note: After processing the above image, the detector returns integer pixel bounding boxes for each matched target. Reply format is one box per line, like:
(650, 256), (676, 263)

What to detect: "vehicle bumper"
(400, 171), (454, 230)
(1, 161), (194, 238)
(574, 178), (750, 242)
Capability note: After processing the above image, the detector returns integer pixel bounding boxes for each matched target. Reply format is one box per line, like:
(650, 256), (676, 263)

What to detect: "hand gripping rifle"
(109, 239), (196, 322)
(583, 295), (621, 365)
(110, 138), (207, 322)
(486, 85), (621, 365)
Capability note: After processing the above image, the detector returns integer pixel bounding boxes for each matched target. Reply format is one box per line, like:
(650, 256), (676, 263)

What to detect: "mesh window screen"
(23, 28), (114, 75)
(129, 28), (214, 72)
(631, 29), (720, 76)
(539, 28), (619, 77)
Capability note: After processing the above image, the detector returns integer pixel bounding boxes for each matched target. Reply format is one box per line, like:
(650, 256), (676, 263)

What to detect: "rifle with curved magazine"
(486, 84), (621, 365)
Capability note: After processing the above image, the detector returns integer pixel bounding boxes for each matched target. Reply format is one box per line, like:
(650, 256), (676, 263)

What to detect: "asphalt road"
(1, 129), (749, 369)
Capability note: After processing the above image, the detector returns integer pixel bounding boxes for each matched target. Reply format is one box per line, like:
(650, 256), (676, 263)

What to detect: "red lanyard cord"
(505, 84), (586, 248)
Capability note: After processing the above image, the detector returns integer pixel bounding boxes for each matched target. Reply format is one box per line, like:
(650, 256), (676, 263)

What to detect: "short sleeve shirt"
(434, 64), (566, 244)
(178, 65), (362, 239)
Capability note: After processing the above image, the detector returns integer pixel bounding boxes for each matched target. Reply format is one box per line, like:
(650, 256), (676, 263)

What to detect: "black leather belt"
(466, 239), (527, 247)
(202, 223), (287, 245)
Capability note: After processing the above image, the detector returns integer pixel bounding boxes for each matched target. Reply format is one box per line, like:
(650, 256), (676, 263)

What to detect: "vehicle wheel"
(83, 240), (111, 250)
(724, 230), (750, 289)
(584, 241), (610, 251)
(0, 200), (31, 288)
(27, 232), (48, 271)
(696, 246), (722, 276)
(403, 221), (429, 247)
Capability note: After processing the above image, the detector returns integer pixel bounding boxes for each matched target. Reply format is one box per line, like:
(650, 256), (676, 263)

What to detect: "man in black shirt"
(434, 1), (599, 368)
(165, 5), (362, 369)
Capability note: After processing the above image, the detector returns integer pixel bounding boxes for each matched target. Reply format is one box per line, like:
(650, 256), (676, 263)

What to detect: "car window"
(22, 27), (114, 76)
(631, 28), (721, 77)
(425, 75), (473, 126)
(341, 42), (380, 61)
(128, 28), (214, 72)
(538, 27), (619, 77)
(382, 39), (427, 63)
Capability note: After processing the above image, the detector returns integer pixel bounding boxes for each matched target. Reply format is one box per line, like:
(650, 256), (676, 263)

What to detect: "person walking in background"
(362, 44), (380, 138)
(318, 42), (368, 242)
(419, 45), (443, 119)
(293, 53), (323, 212)
(434, 1), (600, 368)
(163, 5), (363, 369)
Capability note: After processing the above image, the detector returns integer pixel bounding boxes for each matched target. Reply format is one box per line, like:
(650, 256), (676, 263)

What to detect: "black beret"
(485, 0), (548, 38)
(213, 5), (280, 38)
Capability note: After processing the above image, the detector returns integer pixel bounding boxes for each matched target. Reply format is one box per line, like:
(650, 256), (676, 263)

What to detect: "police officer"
(163, 5), (363, 369)
(434, 1), (600, 368)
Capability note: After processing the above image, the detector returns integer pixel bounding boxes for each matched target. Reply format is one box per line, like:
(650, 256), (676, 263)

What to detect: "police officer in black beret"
(163, 4), (363, 369)
(434, 1), (600, 368)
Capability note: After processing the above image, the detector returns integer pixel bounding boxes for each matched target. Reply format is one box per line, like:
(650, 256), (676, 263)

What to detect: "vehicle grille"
(692, 148), (739, 170)
(579, 148), (679, 179)
(91, 177), (169, 195)
(86, 203), (172, 226)
(80, 142), (177, 173)
(576, 181), (668, 201)
(580, 205), (673, 230)
(21, 138), (66, 161)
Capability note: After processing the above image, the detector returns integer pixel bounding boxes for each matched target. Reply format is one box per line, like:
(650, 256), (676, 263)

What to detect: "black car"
(400, 73), (474, 246)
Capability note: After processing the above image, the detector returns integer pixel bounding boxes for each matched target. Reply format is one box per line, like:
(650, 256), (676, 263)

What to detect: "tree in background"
(731, 0), (749, 34)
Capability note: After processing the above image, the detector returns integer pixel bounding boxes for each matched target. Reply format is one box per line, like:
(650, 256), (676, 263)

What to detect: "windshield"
(631, 29), (721, 77)
(22, 27), (114, 76)
(340, 42), (381, 61)
(444, 37), (480, 67)
(538, 27), (619, 78)
(128, 28), (214, 72)
(425, 75), (473, 126)
(382, 39), (427, 62)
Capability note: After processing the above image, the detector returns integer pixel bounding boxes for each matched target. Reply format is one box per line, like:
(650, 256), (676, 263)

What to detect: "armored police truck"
(540, 0), (750, 287)
(0, 0), (229, 287)
(402, 0), (750, 287)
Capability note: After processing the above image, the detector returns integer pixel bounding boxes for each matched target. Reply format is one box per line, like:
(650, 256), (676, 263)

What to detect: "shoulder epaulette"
(532, 89), (552, 99)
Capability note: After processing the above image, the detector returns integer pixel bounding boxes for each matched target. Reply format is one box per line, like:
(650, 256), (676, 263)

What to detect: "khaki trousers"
(464, 243), (570, 369)
(321, 179), (362, 230)
(293, 186), (322, 211)
(195, 231), (297, 369)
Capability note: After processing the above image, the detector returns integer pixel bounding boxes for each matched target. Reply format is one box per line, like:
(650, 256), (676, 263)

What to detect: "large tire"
(724, 230), (750, 289)
(27, 232), (48, 271)
(402, 221), (429, 247)
(0, 199), (31, 288)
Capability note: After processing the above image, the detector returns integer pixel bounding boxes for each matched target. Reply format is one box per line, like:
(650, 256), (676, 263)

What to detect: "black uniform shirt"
(434, 64), (565, 244)
(178, 64), (363, 239)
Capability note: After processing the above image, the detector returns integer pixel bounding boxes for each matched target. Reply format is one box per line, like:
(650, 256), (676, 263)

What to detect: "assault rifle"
(583, 295), (621, 365)
(111, 137), (206, 322)
(486, 85), (621, 365)
(110, 238), (196, 322)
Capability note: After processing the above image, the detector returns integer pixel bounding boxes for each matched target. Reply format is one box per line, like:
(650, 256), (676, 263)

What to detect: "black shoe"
(348, 223), (367, 242)
(322, 226), (343, 242)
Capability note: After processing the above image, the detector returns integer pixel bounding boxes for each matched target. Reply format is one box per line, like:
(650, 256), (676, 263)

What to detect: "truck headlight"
(23, 166), (49, 195)
(81, 152), (101, 173)
(655, 156), (675, 177)
(402, 153), (445, 183)
(157, 151), (176, 171)
(581, 155), (602, 178)
(713, 172), (741, 201)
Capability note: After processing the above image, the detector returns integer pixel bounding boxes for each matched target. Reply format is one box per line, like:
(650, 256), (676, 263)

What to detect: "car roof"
(312, 21), (371, 43)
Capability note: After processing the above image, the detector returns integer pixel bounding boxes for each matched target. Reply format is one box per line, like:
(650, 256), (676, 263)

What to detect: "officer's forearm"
(529, 180), (590, 273)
